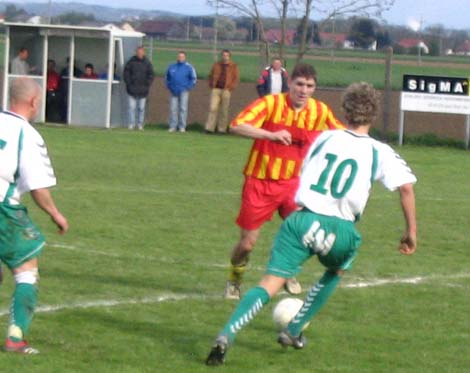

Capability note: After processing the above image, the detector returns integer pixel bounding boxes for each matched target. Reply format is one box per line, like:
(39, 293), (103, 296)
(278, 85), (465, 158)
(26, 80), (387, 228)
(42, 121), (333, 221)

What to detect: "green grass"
(152, 39), (470, 64)
(0, 125), (468, 371)
(152, 47), (470, 90)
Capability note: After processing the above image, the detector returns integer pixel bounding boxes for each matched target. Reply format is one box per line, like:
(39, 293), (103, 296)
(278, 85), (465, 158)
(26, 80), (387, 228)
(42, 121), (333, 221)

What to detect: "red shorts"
(236, 176), (300, 230)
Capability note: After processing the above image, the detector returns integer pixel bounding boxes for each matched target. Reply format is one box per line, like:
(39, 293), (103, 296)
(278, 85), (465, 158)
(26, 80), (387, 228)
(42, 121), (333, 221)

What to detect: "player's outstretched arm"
(30, 188), (69, 234)
(398, 183), (417, 255)
(230, 124), (292, 145)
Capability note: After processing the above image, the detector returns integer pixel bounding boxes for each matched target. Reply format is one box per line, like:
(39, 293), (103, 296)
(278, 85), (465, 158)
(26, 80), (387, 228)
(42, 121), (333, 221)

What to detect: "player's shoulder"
(0, 111), (30, 133)
(368, 137), (397, 156)
(18, 119), (44, 145)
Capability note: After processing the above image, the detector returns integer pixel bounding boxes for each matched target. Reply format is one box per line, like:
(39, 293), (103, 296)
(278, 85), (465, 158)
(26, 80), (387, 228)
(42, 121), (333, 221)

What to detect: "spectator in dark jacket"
(165, 51), (197, 132)
(123, 46), (154, 130)
(256, 58), (289, 97)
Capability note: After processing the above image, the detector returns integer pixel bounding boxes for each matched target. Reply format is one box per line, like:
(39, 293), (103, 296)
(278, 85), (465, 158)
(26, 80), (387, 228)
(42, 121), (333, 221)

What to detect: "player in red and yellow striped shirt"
(225, 63), (344, 300)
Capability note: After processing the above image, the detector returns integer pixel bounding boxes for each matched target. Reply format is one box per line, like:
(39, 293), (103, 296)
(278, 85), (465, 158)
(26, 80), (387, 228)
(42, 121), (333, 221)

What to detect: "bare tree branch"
(296, 0), (395, 61)
(207, 0), (269, 64)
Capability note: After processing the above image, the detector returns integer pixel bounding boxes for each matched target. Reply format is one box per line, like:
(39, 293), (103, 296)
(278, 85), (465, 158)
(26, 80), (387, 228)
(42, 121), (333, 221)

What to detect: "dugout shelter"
(3, 22), (145, 128)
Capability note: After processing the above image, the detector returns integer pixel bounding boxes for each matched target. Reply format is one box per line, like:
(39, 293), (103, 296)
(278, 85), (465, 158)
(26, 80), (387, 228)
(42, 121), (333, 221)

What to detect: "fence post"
(148, 37), (154, 64)
(465, 115), (470, 150)
(383, 46), (393, 140)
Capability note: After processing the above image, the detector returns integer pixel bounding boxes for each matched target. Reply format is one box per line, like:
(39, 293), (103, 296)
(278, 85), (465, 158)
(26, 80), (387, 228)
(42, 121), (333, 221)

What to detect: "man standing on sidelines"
(124, 46), (154, 130)
(205, 49), (239, 134)
(207, 82), (417, 365)
(165, 51), (197, 133)
(224, 63), (344, 300)
(0, 77), (69, 354)
(256, 57), (289, 97)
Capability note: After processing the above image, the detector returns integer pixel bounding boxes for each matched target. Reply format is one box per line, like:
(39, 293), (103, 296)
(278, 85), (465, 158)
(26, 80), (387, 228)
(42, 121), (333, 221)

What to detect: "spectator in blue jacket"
(165, 51), (197, 132)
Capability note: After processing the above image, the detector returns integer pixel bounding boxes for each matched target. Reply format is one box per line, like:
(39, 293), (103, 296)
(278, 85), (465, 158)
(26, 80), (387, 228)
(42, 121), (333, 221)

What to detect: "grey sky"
(12, 0), (470, 29)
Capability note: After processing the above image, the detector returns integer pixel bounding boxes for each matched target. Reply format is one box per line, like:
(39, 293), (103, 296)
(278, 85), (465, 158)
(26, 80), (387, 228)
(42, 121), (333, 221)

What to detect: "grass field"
(0, 126), (469, 372)
(152, 39), (470, 64)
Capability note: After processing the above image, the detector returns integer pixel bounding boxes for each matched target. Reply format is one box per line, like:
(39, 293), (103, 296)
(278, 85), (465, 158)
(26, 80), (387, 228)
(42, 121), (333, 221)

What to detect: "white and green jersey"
(296, 130), (417, 222)
(0, 111), (56, 205)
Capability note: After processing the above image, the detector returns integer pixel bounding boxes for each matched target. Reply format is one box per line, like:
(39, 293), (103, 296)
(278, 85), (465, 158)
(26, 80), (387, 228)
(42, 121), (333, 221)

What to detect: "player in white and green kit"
(0, 77), (68, 354)
(206, 82), (417, 365)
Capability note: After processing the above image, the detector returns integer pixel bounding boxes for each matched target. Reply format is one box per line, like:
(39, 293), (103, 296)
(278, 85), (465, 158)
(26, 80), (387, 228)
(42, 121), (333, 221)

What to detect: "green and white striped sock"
(220, 286), (270, 343)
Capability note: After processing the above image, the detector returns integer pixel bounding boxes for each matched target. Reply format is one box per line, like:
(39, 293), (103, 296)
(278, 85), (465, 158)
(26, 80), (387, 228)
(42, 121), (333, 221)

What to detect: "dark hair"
(85, 63), (94, 70)
(221, 49), (231, 56)
(291, 63), (317, 83)
(341, 82), (380, 126)
(19, 47), (28, 53)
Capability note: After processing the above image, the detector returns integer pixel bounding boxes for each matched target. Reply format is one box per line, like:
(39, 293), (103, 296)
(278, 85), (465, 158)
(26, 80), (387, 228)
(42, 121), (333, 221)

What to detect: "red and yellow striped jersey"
(231, 93), (344, 180)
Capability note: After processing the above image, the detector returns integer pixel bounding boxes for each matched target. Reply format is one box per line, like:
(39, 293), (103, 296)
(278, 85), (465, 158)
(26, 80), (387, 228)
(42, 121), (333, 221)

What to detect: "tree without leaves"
(296, 0), (395, 62)
(207, 0), (297, 65)
(207, 0), (272, 66)
(267, 0), (293, 62)
(4, 4), (27, 21)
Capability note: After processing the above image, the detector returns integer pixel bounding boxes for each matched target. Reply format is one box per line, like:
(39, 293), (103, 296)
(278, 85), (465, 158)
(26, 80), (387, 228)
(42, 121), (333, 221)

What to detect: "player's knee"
(14, 268), (39, 285)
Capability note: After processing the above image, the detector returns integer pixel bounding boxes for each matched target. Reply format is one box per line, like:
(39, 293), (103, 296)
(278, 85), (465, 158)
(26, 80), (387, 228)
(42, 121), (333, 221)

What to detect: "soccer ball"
(272, 297), (310, 331)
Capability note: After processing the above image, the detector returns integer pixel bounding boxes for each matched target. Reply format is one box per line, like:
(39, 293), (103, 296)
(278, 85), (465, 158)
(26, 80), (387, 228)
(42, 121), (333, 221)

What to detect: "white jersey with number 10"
(295, 130), (417, 222)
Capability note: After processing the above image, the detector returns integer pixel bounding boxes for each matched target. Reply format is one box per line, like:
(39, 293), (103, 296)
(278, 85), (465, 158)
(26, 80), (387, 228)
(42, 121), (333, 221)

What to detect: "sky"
(12, 0), (470, 30)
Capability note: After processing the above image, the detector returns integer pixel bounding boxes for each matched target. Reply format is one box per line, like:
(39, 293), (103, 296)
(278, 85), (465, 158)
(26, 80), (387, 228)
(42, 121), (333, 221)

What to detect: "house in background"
(265, 29), (296, 46)
(398, 38), (429, 54)
(137, 20), (181, 39)
(455, 40), (470, 55)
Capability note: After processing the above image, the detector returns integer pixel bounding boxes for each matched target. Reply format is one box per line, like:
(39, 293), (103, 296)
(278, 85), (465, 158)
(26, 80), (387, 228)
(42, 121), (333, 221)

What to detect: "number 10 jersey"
(295, 130), (417, 222)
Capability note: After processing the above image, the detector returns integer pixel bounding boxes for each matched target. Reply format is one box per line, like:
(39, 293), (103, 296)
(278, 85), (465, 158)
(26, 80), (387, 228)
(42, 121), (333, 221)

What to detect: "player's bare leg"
(225, 228), (260, 300)
(207, 275), (286, 365)
(4, 258), (40, 354)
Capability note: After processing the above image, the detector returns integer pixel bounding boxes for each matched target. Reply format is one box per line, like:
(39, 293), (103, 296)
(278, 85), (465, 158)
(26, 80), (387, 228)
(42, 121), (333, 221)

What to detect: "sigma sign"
(399, 74), (470, 148)
(403, 74), (470, 96)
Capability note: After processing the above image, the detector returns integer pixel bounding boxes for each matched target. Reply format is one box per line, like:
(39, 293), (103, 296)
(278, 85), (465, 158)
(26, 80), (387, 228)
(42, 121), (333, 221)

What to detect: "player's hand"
(270, 130), (292, 145)
(51, 212), (69, 235)
(398, 233), (416, 255)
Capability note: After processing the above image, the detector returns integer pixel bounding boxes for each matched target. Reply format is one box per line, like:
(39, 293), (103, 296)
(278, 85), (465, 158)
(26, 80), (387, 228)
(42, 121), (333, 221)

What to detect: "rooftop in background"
(4, 21), (145, 38)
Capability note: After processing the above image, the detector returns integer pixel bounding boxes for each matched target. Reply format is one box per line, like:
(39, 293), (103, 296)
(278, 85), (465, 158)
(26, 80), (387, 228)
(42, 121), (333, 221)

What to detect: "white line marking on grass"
(0, 293), (214, 317)
(0, 272), (468, 318)
(343, 273), (470, 288)
(0, 275), (467, 318)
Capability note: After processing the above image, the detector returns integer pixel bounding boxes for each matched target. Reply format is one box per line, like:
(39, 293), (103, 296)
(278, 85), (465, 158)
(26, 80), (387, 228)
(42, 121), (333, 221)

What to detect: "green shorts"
(0, 203), (45, 270)
(266, 209), (362, 278)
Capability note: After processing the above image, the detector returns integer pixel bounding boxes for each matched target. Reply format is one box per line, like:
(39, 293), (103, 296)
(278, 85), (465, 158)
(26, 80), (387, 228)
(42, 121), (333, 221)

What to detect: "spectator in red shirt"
(46, 59), (61, 122)
(47, 59), (60, 91)
(80, 63), (98, 79)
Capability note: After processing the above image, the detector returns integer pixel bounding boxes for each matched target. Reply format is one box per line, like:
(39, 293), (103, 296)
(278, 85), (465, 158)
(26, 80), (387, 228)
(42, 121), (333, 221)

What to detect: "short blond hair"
(9, 77), (40, 105)
(341, 82), (380, 126)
